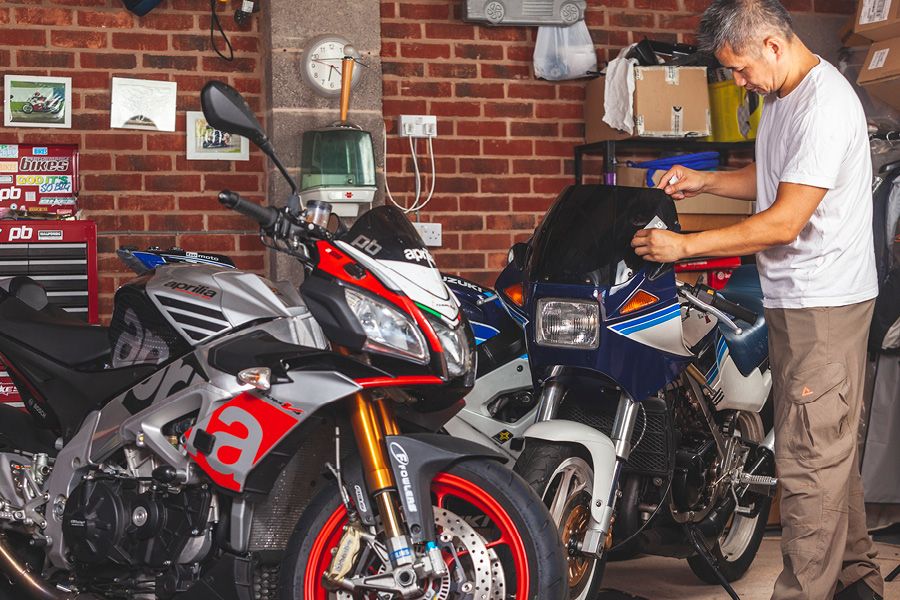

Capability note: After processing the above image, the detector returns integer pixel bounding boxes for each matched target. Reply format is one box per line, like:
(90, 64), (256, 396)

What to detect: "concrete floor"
(598, 537), (900, 600)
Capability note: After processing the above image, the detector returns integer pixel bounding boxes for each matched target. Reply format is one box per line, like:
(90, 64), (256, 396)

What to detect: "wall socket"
(413, 222), (442, 247)
(399, 115), (438, 138)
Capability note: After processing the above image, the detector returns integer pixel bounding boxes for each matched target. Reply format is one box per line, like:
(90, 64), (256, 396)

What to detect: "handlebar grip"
(218, 190), (278, 229)
(711, 293), (759, 325)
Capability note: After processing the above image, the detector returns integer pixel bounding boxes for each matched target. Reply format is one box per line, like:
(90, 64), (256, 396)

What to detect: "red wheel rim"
(303, 472), (530, 599)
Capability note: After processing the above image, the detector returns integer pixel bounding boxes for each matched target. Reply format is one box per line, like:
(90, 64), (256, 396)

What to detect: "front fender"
(523, 420), (618, 524)
(384, 433), (506, 543)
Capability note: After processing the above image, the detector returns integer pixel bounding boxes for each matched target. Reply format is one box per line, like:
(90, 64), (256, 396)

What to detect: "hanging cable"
(383, 122), (437, 215)
(210, 0), (234, 62)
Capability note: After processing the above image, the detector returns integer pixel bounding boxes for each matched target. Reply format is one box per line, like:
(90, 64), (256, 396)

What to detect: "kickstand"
(886, 563), (900, 583)
(685, 525), (741, 600)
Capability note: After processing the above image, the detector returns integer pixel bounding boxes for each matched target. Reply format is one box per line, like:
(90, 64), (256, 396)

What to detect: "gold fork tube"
(346, 392), (395, 494)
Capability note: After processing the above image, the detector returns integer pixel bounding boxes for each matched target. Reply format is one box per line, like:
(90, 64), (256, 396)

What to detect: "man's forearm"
(703, 163), (757, 201)
(681, 210), (792, 257)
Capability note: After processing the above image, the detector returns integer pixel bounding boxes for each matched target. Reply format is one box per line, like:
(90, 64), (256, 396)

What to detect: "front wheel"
(515, 441), (606, 600)
(280, 458), (567, 599)
(21, 103), (33, 114)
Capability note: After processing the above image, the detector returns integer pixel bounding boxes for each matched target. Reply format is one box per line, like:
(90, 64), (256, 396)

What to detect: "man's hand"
(655, 165), (709, 200)
(631, 229), (689, 263)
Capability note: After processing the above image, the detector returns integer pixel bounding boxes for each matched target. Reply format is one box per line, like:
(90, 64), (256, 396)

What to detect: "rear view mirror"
(200, 81), (267, 148)
(508, 242), (530, 270)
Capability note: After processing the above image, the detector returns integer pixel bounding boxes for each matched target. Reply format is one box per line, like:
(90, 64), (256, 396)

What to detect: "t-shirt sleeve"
(779, 103), (845, 190)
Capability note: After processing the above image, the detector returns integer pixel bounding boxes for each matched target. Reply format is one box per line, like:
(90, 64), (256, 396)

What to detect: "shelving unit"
(573, 138), (755, 185)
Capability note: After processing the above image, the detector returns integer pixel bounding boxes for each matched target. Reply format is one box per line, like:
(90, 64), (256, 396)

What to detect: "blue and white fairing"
(524, 185), (692, 402)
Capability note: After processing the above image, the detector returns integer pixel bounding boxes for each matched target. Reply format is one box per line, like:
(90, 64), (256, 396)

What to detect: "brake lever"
(679, 287), (743, 334)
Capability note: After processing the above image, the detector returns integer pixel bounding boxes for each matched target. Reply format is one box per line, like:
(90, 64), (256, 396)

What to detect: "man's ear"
(763, 35), (783, 60)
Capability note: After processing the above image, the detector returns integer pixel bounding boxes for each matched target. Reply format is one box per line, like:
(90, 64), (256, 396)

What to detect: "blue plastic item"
(627, 151), (720, 188)
(121, 0), (165, 16)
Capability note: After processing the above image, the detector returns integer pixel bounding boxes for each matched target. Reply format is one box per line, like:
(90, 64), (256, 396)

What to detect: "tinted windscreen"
(528, 185), (678, 286)
(339, 205), (426, 261)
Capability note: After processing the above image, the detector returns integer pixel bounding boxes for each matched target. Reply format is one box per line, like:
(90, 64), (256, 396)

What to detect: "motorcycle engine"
(62, 477), (211, 568)
(671, 437), (717, 513)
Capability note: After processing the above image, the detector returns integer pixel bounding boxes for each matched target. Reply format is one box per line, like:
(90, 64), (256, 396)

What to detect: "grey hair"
(697, 0), (794, 55)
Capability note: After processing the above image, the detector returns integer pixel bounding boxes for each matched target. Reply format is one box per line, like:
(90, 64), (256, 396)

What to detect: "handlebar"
(681, 282), (759, 328)
(218, 190), (279, 229)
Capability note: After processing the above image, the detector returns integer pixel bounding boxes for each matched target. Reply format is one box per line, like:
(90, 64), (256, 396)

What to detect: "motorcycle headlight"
(536, 298), (600, 349)
(345, 288), (428, 364)
(429, 316), (474, 379)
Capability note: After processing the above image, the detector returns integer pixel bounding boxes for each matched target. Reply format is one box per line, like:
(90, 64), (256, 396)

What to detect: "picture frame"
(185, 111), (250, 161)
(110, 77), (177, 132)
(4, 75), (72, 129)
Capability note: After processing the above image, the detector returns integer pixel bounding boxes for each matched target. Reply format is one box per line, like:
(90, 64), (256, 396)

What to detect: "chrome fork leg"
(610, 393), (639, 461)
(536, 367), (566, 422)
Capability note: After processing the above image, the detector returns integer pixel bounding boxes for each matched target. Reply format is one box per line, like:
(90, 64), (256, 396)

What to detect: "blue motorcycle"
(506, 184), (777, 599)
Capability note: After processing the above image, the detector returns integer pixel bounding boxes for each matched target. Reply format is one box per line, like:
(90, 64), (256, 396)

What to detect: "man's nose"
(733, 71), (747, 87)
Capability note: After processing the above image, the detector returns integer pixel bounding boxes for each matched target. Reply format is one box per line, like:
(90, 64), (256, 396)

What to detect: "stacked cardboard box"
(854, 0), (900, 112)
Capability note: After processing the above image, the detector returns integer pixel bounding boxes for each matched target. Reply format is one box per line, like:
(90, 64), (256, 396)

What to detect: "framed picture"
(110, 77), (177, 132)
(185, 111), (250, 161)
(4, 75), (72, 128)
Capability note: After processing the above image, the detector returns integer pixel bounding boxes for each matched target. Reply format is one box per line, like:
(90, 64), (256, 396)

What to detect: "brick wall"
(0, 0), (267, 320)
(380, 0), (855, 287)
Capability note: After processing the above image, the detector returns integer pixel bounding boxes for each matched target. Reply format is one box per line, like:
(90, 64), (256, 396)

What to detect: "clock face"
(302, 35), (361, 97)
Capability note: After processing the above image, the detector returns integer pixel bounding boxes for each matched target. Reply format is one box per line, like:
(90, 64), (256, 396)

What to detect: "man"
(631, 1), (884, 599)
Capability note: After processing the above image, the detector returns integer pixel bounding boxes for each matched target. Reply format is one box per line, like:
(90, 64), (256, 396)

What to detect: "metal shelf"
(574, 138), (755, 184)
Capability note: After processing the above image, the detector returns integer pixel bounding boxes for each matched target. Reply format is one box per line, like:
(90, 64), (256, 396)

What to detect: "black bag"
(121, 0), (165, 16)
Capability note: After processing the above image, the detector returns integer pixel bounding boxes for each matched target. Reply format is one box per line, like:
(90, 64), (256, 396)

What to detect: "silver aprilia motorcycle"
(0, 82), (566, 600)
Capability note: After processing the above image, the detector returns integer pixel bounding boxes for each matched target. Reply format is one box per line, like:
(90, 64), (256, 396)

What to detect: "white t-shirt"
(755, 57), (878, 309)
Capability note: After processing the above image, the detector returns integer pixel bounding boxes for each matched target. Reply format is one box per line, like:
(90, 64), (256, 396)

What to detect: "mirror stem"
(260, 139), (299, 196)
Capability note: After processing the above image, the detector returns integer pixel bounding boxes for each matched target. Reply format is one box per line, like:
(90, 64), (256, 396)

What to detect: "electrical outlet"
(399, 115), (438, 138)
(413, 222), (442, 247)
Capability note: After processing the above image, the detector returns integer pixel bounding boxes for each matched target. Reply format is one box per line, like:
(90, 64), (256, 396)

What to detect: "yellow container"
(706, 80), (762, 142)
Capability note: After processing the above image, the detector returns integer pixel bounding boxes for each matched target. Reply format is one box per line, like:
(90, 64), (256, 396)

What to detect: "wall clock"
(301, 34), (362, 97)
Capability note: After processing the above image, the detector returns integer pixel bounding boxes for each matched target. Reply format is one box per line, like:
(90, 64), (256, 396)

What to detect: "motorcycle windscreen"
(528, 185), (678, 286)
(337, 205), (459, 322)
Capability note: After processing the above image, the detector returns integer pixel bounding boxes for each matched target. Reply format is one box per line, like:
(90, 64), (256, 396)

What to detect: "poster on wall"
(3, 75), (72, 129)
(0, 144), (80, 218)
(110, 77), (177, 132)
(185, 111), (250, 161)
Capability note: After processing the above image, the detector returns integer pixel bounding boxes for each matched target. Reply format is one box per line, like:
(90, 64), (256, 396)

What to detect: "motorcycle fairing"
(606, 301), (691, 357)
(185, 392), (306, 492)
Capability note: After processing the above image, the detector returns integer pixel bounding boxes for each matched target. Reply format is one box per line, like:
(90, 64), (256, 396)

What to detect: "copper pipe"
(339, 54), (354, 123)
(374, 398), (400, 437)
(346, 392), (394, 493)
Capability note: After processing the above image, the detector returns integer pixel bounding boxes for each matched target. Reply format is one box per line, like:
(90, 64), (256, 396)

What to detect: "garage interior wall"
(0, 0), (855, 319)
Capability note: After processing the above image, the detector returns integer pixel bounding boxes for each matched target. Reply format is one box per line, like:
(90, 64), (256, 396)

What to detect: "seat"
(0, 286), (110, 367)
(718, 265), (768, 377)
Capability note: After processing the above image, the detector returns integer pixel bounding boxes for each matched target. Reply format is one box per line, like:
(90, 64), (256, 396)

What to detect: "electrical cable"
(407, 135), (437, 214)
(383, 122), (437, 215)
(409, 136), (422, 211)
(209, 0), (234, 62)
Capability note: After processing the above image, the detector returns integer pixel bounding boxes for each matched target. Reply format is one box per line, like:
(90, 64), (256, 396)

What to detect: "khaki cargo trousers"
(766, 300), (883, 600)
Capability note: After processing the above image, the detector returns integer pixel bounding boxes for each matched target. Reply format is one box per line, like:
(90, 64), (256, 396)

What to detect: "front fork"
(535, 383), (640, 557)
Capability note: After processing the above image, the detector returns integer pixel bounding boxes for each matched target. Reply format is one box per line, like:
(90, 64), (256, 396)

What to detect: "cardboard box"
(854, 0), (900, 42)
(616, 166), (755, 216)
(857, 37), (900, 111)
(584, 66), (711, 143)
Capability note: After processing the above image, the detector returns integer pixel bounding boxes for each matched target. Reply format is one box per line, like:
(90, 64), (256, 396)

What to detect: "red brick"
(459, 157), (508, 174)
(172, 74), (209, 92)
(481, 64), (531, 79)
(485, 103), (533, 118)
(459, 233), (512, 250)
(381, 2), (396, 18)
(72, 113), (108, 130)
(83, 173), (142, 191)
(507, 46), (533, 62)
(428, 62), (477, 78)
(400, 3), (450, 19)
(383, 62), (425, 78)
(140, 13), (194, 30)
(15, 6), (72, 25)
(609, 11), (655, 28)
(148, 214), (204, 231)
(483, 139), (533, 156)
(457, 121), (507, 137)
(559, 84), (585, 101)
(536, 139), (578, 157)
(77, 194), (114, 211)
(512, 196), (554, 212)
(455, 82), (504, 98)
(175, 157), (232, 172)
(0, 50), (9, 67)
(0, 8), (9, 24)
(400, 42), (451, 59)
(231, 254), (265, 271)
(50, 0), (106, 6)
(118, 195), (176, 211)
(536, 102), (581, 119)
(482, 177), (530, 194)
(177, 234), (236, 252)
(147, 134), (186, 152)
(508, 83), (556, 100)
(115, 155), (172, 172)
(86, 136), (144, 154)
(382, 23), (421, 39)
(17, 50), (74, 68)
(534, 177), (570, 194)
(201, 57), (257, 73)
(233, 77), (261, 94)
(112, 32), (168, 51)
(80, 53), (135, 69)
(382, 42), (398, 58)
(76, 9), (134, 28)
(478, 27), (529, 42)
(51, 30), (106, 48)
(432, 253), (484, 269)
(814, 0), (854, 13)
(23, 132), (81, 145)
(683, 0), (711, 10)
(207, 214), (259, 231)
(562, 122), (584, 138)
(144, 54), (197, 70)
(430, 101), (481, 117)
(513, 159), (563, 175)
(635, 0), (677, 8)
(455, 43), (503, 61)
(79, 153), (112, 171)
(70, 71), (111, 89)
(459, 196), (511, 212)
(782, 0), (813, 9)
(510, 122), (558, 137)
(399, 81), (452, 97)
(424, 23), (476, 39)
(203, 174), (260, 192)
(146, 174), (202, 192)
(659, 13), (701, 30)
(486, 214), (536, 230)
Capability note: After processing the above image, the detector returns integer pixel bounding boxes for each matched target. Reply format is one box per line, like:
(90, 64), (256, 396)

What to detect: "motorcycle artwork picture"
(3, 76), (71, 128)
(0, 82), (569, 600)
(477, 185), (777, 600)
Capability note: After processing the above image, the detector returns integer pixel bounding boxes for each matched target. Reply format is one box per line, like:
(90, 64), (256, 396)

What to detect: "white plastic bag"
(533, 21), (597, 81)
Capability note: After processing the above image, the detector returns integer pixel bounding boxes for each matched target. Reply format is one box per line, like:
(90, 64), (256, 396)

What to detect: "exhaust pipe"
(0, 534), (95, 600)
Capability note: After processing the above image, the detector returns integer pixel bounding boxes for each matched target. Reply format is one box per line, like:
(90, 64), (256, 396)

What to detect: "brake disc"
(335, 505), (504, 600)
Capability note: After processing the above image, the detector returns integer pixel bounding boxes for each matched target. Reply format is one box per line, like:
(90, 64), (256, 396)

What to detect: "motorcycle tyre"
(515, 441), (607, 600)
(279, 458), (568, 600)
(21, 104), (33, 114)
